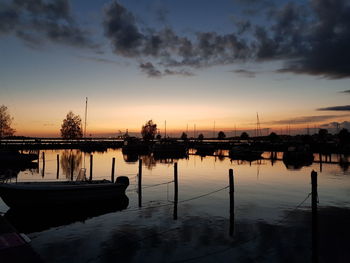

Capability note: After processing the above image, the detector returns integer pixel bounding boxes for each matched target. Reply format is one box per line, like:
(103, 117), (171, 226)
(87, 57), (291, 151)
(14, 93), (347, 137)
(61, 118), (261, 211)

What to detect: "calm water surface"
(1, 149), (349, 262)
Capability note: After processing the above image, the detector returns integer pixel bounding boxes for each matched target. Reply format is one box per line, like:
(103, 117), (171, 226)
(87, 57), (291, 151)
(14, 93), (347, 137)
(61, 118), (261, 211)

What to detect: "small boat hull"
(0, 177), (129, 209)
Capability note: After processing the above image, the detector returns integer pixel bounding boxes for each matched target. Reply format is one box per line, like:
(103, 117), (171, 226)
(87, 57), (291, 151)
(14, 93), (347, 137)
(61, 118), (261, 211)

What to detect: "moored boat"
(229, 144), (263, 161)
(0, 176), (129, 209)
(0, 150), (38, 165)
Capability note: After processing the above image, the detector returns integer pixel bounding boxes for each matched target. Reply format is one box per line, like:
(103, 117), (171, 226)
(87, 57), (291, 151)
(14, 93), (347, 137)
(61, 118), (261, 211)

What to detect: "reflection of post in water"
(138, 159), (142, 207)
(311, 170), (319, 263)
(229, 169), (235, 236)
(173, 163), (178, 220)
(41, 151), (45, 178)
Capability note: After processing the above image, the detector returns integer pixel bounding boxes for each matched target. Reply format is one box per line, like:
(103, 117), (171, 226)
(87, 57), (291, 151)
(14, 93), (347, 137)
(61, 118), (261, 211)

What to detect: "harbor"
(1, 148), (350, 262)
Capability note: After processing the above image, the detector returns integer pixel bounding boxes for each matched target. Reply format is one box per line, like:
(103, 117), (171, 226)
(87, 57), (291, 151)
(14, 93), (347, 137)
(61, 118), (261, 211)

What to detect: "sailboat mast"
(84, 97), (88, 138)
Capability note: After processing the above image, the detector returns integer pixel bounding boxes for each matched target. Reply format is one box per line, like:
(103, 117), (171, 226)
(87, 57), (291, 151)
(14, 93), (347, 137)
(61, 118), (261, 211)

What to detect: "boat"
(122, 137), (150, 155)
(0, 150), (38, 165)
(229, 144), (263, 161)
(0, 176), (129, 209)
(283, 145), (314, 169)
(194, 144), (216, 156)
(152, 139), (188, 159)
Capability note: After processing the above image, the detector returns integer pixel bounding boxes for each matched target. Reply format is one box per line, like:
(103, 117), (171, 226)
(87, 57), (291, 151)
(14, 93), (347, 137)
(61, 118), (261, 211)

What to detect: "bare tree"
(141, 120), (157, 141)
(60, 111), (83, 139)
(0, 105), (15, 139)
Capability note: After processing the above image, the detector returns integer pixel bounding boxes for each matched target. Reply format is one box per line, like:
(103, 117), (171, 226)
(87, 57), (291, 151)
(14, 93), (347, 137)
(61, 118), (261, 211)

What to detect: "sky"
(0, 0), (350, 137)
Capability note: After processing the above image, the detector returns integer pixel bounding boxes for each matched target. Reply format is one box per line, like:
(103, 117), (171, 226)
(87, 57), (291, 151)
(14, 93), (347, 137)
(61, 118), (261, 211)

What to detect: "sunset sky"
(1, 0), (350, 137)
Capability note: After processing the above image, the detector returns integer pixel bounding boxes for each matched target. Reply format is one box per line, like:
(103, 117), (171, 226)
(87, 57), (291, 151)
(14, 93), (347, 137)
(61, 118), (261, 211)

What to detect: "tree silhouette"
(0, 105), (15, 139)
(141, 120), (157, 140)
(240, 132), (249, 140)
(181, 132), (188, 140)
(217, 131), (226, 140)
(60, 111), (83, 139)
(198, 133), (204, 140)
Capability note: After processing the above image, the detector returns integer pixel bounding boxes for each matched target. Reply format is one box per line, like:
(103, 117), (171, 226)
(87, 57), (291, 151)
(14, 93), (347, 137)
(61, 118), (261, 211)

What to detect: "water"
(1, 149), (350, 262)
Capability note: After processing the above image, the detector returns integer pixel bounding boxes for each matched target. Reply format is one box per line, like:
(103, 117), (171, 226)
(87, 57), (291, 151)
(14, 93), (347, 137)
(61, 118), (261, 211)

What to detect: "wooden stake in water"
(229, 169), (235, 236)
(42, 152), (45, 178)
(311, 170), (319, 263)
(111, 157), (115, 183)
(173, 162), (178, 220)
(138, 159), (142, 207)
(89, 155), (93, 181)
(56, 154), (59, 179)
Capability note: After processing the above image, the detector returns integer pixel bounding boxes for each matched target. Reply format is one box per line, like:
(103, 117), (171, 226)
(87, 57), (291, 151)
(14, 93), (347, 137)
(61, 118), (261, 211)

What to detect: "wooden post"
(173, 162), (178, 220)
(41, 151), (45, 178)
(70, 155), (74, 181)
(229, 169), (234, 236)
(89, 155), (93, 181)
(311, 170), (318, 263)
(111, 157), (115, 183)
(56, 154), (59, 179)
(319, 153), (322, 172)
(138, 159), (142, 207)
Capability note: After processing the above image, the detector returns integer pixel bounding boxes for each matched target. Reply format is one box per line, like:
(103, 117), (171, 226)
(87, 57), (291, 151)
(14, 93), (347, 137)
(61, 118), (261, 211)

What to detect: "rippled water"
(1, 149), (350, 262)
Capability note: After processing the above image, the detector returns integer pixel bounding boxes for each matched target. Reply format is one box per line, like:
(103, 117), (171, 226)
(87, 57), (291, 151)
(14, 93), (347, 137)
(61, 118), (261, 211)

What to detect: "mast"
(84, 97), (88, 138)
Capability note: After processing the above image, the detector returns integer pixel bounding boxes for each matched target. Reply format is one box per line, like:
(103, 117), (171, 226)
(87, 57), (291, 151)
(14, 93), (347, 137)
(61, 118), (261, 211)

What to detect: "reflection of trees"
(339, 154), (349, 172)
(60, 150), (82, 180)
(141, 155), (157, 170)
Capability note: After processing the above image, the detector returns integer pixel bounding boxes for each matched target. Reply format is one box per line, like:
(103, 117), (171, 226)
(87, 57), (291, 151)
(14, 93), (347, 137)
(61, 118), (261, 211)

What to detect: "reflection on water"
(0, 149), (350, 262)
(60, 150), (83, 179)
(5, 194), (129, 234)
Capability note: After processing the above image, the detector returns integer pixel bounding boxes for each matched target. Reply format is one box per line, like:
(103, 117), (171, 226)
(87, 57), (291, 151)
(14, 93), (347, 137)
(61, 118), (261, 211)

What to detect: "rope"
(178, 186), (229, 203)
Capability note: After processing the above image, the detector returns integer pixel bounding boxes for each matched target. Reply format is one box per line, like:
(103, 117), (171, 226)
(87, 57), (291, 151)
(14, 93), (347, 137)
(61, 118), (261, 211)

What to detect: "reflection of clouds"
(60, 150), (83, 179)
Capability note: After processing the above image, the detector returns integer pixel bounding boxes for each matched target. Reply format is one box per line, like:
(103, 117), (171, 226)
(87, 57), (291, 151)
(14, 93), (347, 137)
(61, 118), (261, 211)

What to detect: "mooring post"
(311, 170), (319, 263)
(42, 151), (45, 178)
(111, 157), (115, 183)
(70, 155), (74, 181)
(319, 153), (322, 172)
(138, 159), (142, 207)
(56, 154), (59, 179)
(173, 162), (178, 220)
(89, 154), (93, 181)
(229, 169), (235, 236)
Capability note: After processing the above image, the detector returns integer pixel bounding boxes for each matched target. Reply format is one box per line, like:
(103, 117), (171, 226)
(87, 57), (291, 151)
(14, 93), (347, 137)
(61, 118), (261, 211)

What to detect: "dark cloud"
(318, 105), (350, 111)
(265, 115), (347, 125)
(0, 0), (95, 48)
(320, 121), (350, 131)
(103, 0), (350, 79)
(231, 69), (256, 78)
(139, 62), (162, 77)
(139, 62), (194, 78)
(341, 90), (350, 93)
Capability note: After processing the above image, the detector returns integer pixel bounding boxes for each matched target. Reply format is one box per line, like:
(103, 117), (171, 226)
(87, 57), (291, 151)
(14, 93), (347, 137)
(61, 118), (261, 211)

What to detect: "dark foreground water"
(1, 149), (350, 263)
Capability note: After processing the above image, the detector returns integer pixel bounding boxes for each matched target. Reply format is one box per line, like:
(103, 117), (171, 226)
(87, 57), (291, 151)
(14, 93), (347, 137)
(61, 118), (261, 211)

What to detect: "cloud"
(231, 69), (256, 78)
(0, 0), (95, 48)
(139, 62), (194, 78)
(318, 105), (350, 111)
(341, 90), (350, 93)
(265, 115), (347, 125)
(103, 0), (350, 79)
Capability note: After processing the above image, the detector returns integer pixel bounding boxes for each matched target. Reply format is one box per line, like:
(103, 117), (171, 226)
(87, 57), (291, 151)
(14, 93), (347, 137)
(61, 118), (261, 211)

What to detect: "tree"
(181, 132), (188, 141)
(268, 132), (279, 142)
(141, 120), (157, 140)
(60, 111), (83, 139)
(198, 133), (204, 140)
(0, 105), (15, 139)
(240, 132), (249, 140)
(338, 128), (350, 144)
(217, 131), (226, 140)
